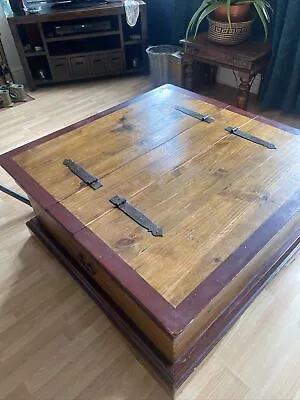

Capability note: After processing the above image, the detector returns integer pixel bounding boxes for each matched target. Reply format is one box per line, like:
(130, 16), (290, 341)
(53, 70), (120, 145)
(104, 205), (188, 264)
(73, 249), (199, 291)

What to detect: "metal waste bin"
(146, 45), (183, 87)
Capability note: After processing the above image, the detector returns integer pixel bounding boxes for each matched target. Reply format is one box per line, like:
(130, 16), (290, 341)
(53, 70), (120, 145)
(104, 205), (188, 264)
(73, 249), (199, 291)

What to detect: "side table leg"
(237, 72), (254, 110)
(210, 66), (218, 85)
(183, 58), (193, 91)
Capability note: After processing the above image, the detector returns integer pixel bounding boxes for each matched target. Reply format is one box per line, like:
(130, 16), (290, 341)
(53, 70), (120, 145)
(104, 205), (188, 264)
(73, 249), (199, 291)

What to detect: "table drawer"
(89, 54), (107, 76)
(51, 57), (71, 81)
(107, 51), (123, 74)
(70, 56), (89, 77)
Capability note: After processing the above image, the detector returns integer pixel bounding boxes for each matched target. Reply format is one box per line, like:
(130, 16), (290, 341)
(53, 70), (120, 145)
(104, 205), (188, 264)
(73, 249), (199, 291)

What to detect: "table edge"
(1, 84), (300, 336)
(0, 84), (299, 161)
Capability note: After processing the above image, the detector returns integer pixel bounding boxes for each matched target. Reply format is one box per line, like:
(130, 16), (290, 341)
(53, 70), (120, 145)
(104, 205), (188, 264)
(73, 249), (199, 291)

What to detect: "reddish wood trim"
(168, 85), (300, 136)
(176, 190), (300, 327)
(0, 84), (230, 161)
(46, 202), (85, 235)
(255, 115), (300, 136)
(173, 225), (300, 387)
(1, 84), (298, 161)
(74, 227), (178, 333)
(0, 156), (56, 209)
(2, 85), (299, 163)
(0, 157), (177, 331)
(27, 216), (300, 390)
(227, 104), (257, 119)
(70, 189), (300, 334)
(4, 153), (299, 335)
(1, 84), (300, 337)
(0, 85), (166, 159)
(26, 217), (176, 388)
(166, 84), (232, 110)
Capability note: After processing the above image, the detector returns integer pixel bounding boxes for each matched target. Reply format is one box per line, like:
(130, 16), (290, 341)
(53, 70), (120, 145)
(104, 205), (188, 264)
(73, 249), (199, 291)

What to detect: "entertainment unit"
(8, 1), (147, 90)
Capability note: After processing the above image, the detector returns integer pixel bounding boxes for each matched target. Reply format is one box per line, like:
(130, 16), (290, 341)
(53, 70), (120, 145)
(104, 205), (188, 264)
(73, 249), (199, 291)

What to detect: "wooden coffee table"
(1, 85), (299, 393)
(180, 33), (271, 110)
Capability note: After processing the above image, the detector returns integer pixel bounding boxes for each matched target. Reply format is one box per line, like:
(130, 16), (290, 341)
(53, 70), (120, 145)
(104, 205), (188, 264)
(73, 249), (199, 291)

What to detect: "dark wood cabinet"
(89, 53), (106, 75)
(8, 1), (147, 90)
(70, 56), (89, 77)
(51, 56), (71, 80)
(107, 51), (123, 74)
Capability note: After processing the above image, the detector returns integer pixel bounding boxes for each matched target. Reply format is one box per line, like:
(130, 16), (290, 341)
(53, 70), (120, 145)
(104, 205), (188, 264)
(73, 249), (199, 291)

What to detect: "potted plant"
(186, 0), (272, 45)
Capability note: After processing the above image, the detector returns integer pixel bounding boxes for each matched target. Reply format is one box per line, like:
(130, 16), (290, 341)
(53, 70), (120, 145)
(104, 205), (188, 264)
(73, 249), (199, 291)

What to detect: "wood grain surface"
(12, 85), (300, 308)
(1, 76), (300, 399)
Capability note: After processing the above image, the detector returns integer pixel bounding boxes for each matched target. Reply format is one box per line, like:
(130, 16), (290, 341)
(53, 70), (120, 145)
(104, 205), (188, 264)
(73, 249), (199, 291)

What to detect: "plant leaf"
(256, 0), (271, 22)
(194, 3), (219, 37)
(186, 0), (272, 39)
(227, 0), (232, 28)
(186, 1), (210, 38)
(253, 2), (268, 40)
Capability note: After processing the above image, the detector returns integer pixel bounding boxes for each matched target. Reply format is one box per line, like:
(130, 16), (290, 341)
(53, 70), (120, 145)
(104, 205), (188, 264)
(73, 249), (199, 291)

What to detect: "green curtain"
(261, 0), (300, 113)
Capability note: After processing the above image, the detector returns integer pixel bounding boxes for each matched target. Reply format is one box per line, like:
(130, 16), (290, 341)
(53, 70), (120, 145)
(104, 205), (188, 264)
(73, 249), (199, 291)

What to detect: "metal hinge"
(225, 127), (276, 149)
(110, 195), (163, 237)
(176, 106), (214, 123)
(63, 159), (103, 190)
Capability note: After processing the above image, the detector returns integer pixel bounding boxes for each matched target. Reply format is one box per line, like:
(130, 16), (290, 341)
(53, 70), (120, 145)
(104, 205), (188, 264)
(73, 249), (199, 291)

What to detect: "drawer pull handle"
(55, 64), (64, 67)
(75, 62), (84, 65)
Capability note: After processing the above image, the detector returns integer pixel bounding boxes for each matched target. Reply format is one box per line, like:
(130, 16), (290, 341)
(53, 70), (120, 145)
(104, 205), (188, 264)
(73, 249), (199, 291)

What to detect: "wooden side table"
(180, 33), (271, 110)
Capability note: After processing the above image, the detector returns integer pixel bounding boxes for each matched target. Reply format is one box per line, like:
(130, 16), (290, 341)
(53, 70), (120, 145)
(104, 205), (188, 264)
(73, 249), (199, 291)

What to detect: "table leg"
(237, 72), (254, 110)
(209, 66), (218, 85)
(183, 58), (193, 91)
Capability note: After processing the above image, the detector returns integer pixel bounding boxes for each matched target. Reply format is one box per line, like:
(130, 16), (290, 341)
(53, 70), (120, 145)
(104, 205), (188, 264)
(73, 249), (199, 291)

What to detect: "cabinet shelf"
(8, 2), (147, 90)
(46, 30), (120, 42)
(25, 51), (47, 57)
(124, 40), (143, 46)
(49, 49), (121, 58)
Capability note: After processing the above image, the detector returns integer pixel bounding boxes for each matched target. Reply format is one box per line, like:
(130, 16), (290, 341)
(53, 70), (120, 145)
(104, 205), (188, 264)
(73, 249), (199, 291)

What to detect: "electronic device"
(54, 20), (112, 36)
(48, 0), (108, 11)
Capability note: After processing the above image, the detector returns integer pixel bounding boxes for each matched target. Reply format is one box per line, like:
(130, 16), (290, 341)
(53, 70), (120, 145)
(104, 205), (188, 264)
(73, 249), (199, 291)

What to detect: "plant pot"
(213, 4), (250, 22)
(207, 17), (254, 45)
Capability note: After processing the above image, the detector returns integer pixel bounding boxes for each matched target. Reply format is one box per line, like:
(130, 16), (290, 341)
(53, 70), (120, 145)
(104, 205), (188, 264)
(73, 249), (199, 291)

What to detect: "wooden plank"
(13, 94), (227, 203)
(60, 106), (252, 224)
(86, 119), (300, 306)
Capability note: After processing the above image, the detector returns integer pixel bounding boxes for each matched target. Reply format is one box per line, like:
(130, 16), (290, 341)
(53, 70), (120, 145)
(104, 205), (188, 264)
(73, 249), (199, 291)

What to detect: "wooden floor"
(1, 76), (300, 399)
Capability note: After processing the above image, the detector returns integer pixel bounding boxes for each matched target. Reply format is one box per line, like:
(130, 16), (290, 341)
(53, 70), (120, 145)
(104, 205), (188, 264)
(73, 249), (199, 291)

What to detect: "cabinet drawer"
(70, 56), (89, 77)
(51, 57), (71, 81)
(107, 51), (123, 75)
(89, 54), (107, 76)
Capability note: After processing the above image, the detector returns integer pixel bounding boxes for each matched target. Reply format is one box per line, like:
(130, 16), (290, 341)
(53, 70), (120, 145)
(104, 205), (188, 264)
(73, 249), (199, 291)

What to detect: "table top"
(1, 85), (299, 334)
(7, 1), (146, 24)
(181, 33), (271, 61)
(181, 33), (271, 73)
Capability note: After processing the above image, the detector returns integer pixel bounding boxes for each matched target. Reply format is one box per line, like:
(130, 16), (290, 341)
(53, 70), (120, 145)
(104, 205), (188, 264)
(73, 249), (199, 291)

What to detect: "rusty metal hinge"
(63, 159), (103, 190)
(225, 127), (276, 149)
(110, 195), (163, 237)
(176, 106), (214, 123)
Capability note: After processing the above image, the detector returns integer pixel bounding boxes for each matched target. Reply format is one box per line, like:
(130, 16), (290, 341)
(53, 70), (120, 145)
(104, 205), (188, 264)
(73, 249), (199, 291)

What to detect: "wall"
(0, 3), (26, 83)
(147, 0), (264, 95)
